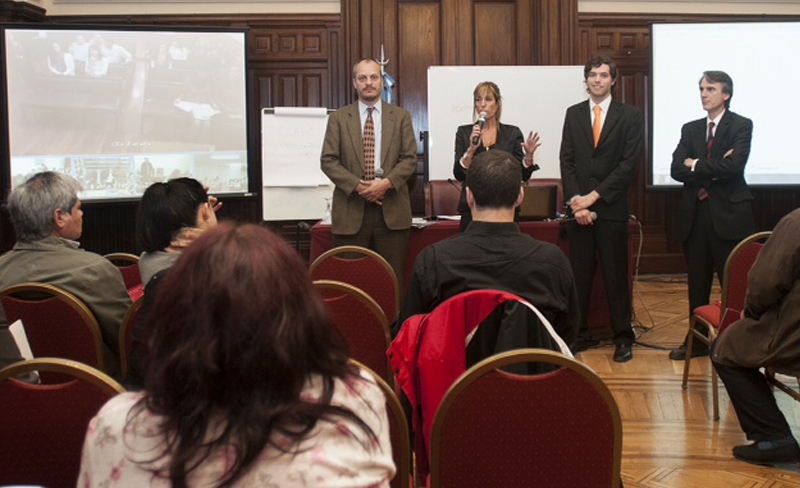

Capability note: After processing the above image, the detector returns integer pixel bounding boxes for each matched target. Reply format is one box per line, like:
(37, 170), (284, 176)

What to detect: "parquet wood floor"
(578, 275), (800, 488)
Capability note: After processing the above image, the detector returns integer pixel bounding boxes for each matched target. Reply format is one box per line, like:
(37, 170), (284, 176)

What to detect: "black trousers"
(683, 200), (739, 317)
(713, 351), (793, 442)
(567, 218), (633, 346)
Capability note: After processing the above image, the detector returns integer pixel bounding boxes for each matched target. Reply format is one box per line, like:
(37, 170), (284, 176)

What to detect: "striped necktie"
(363, 107), (375, 180)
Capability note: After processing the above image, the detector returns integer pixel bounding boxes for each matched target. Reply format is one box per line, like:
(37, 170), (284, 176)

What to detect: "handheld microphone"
(375, 167), (384, 180)
(560, 211), (597, 224)
(471, 112), (487, 145)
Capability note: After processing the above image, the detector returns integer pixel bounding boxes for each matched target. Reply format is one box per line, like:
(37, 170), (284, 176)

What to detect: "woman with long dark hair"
(78, 223), (394, 486)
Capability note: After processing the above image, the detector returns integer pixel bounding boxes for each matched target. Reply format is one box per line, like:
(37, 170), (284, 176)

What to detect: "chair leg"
(712, 368), (720, 421)
(707, 327), (720, 421)
(681, 321), (696, 390)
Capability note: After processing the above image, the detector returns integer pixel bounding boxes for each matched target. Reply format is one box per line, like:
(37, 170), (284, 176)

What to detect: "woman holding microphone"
(453, 81), (541, 231)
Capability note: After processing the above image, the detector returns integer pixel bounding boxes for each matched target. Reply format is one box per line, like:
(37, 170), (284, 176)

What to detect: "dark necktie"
(705, 121), (715, 159)
(698, 121), (715, 201)
(363, 107), (375, 180)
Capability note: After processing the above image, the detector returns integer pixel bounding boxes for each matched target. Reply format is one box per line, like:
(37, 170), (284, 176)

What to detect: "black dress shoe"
(570, 338), (600, 353)
(668, 344), (710, 361)
(614, 343), (633, 363)
(733, 441), (800, 465)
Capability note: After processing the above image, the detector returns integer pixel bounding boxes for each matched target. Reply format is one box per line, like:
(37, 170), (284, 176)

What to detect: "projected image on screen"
(3, 26), (249, 200)
(651, 22), (799, 186)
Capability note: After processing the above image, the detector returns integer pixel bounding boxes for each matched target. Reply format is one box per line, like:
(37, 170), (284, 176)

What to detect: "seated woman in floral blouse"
(78, 223), (395, 487)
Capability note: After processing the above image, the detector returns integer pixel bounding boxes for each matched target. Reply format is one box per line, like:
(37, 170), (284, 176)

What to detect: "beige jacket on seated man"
(0, 172), (131, 376)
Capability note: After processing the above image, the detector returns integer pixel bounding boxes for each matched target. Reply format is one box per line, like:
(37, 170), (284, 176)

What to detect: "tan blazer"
(320, 102), (417, 235)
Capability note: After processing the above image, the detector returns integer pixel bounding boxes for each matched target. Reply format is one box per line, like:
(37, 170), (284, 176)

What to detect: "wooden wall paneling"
(533, 0), (577, 65)
(0, 0), (45, 22)
(474, 2), (519, 65)
(398, 1), (441, 153)
(0, 14), (343, 256)
(397, 3), (443, 215)
(252, 67), (329, 108)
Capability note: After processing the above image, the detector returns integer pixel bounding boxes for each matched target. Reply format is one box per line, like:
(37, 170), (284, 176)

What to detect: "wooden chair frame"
(102, 252), (140, 265)
(0, 357), (125, 394)
(314, 280), (393, 388)
(430, 348), (622, 488)
(119, 295), (144, 380)
(765, 367), (800, 403)
(0, 282), (107, 372)
(310, 245), (400, 324)
(682, 231), (771, 421)
(104, 252), (142, 292)
(349, 359), (411, 488)
(0, 358), (124, 488)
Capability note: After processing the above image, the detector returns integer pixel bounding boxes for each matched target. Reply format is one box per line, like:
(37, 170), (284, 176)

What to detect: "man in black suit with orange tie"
(560, 55), (643, 363)
(669, 71), (756, 360)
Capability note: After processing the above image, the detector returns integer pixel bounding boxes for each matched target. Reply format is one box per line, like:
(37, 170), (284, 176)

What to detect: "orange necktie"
(592, 105), (602, 147)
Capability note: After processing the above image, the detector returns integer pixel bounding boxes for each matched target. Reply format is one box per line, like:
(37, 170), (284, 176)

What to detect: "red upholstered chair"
(314, 280), (393, 388)
(103, 252), (142, 292)
(310, 245), (400, 326)
(119, 295), (143, 380)
(388, 289), (573, 480)
(0, 282), (107, 372)
(0, 358), (125, 488)
(682, 231), (771, 420)
(350, 359), (412, 488)
(426, 179), (462, 217)
(429, 349), (622, 488)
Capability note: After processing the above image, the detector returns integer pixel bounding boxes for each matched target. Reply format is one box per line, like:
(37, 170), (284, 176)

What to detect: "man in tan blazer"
(321, 58), (417, 286)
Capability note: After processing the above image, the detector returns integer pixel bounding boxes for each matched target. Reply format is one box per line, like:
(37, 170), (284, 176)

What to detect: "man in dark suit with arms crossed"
(560, 55), (643, 363)
(321, 59), (417, 286)
(669, 71), (756, 360)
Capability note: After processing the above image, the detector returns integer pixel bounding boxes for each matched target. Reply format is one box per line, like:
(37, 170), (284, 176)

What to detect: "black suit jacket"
(559, 99), (643, 221)
(670, 110), (756, 242)
(452, 122), (536, 212)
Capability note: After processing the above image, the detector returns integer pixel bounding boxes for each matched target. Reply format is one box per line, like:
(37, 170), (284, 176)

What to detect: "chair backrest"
(430, 349), (622, 488)
(0, 282), (106, 371)
(119, 295), (144, 380)
(314, 280), (393, 387)
(310, 245), (400, 325)
(104, 252), (142, 291)
(350, 359), (411, 488)
(0, 358), (125, 488)
(427, 179), (462, 217)
(388, 289), (573, 479)
(721, 231), (771, 313)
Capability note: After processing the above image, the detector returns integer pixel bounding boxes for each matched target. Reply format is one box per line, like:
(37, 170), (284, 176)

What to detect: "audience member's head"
(466, 150), (523, 211)
(6, 171), (83, 242)
(136, 223), (374, 483)
(136, 177), (216, 253)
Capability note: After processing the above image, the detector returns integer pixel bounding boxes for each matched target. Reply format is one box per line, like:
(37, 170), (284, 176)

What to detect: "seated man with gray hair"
(0, 171), (131, 375)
